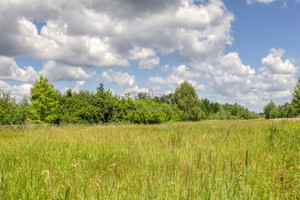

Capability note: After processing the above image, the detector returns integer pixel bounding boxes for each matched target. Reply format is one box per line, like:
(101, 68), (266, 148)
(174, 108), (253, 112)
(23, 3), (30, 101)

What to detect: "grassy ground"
(0, 120), (299, 199)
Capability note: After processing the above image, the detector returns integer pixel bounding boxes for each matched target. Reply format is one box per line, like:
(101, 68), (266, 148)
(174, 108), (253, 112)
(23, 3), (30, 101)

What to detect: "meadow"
(0, 119), (299, 199)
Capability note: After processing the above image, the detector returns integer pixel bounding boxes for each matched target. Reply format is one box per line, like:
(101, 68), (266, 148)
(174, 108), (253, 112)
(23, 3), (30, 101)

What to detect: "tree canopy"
(30, 75), (58, 124)
(173, 81), (203, 121)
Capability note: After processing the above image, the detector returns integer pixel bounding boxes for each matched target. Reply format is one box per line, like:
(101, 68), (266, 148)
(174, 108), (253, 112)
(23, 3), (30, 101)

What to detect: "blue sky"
(0, 0), (299, 112)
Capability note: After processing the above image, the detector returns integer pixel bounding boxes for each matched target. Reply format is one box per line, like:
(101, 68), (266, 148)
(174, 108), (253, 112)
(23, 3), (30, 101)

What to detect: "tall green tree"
(292, 78), (300, 114)
(94, 83), (117, 123)
(263, 101), (276, 119)
(172, 81), (202, 121)
(30, 75), (58, 123)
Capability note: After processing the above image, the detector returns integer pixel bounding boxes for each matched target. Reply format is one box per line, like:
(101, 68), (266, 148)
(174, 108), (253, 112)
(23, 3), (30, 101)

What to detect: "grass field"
(0, 120), (299, 199)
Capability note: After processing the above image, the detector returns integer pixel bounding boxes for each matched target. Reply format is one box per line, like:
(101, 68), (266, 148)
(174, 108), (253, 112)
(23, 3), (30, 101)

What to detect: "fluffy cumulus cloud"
(124, 86), (149, 96)
(0, 0), (233, 69)
(260, 48), (297, 74)
(40, 61), (92, 82)
(148, 65), (204, 91)
(0, 81), (32, 100)
(212, 52), (256, 97)
(0, 56), (92, 83)
(101, 70), (136, 88)
(138, 57), (160, 70)
(212, 48), (298, 110)
(0, 56), (38, 82)
(257, 48), (298, 98)
(0, 0), (298, 112)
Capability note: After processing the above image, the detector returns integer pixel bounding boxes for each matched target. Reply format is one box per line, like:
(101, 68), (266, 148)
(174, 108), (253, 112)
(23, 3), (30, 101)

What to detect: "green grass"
(0, 120), (299, 199)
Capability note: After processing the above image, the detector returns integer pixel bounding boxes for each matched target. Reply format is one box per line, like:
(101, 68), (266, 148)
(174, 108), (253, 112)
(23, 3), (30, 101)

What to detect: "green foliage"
(200, 98), (219, 118)
(0, 92), (31, 124)
(94, 84), (117, 123)
(17, 96), (32, 123)
(269, 108), (280, 118)
(264, 101), (276, 119)
(112, 94), (134, 123)
(30, 75), (58, 124)
(262, 78), (300, 119)
(0, 92), (18, 124)
(173, 81), (202, 121)
(263, 100), (298, 119)
(58, 90), (101, 124)
(1, 76), (266, 125)
(292, 78), (300, 113)
(277, 103), (297, 118)
(128, 99), (182, 124)
(136, 92), (150, 100)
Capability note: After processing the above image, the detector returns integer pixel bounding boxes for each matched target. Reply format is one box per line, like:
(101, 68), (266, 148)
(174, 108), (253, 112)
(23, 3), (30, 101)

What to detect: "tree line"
(1, 75), (299, 125)
(263, 78), (300, 119)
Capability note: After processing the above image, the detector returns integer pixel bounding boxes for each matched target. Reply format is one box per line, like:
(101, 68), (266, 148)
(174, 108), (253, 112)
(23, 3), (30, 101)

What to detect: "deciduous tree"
(172, 81), (202, 121)
(30, 75), (58, 123)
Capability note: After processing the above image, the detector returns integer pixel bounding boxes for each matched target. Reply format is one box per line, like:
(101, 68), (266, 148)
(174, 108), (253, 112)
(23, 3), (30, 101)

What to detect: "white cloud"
(0, 56), (38, 82)
(247, 0), (277, 4)
(129, 47), (156, 60)
(101, 69), (136, 88)
(187, 80), (206, 92)
(138, 57), (160, 70)
(148, 77), (168, 85)
(59, 80), (86, 94)
(40, 61), (92, 82)
(212, 49), (298, 111)
(73, 81), (86, 92)
(260, 48), (297, 74)
(217, 52), (255, 76)
(0, 56), (91, 83)
(124, 86), (149, 96)
(0, 0), (233, 69)
(0, 81), (32, 100)
(148, 65), (204, 91)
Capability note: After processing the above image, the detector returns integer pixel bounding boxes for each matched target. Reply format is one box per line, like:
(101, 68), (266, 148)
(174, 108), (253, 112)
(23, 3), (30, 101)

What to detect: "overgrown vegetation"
(0, 120), (299, 199)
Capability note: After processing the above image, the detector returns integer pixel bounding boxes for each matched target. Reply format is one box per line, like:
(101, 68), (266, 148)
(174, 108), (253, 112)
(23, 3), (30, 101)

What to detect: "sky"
(0, 0), (299, 112)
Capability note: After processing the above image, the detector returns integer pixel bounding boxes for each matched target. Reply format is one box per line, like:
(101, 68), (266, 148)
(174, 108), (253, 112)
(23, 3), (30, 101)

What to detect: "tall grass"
(0, 120), (299, 199)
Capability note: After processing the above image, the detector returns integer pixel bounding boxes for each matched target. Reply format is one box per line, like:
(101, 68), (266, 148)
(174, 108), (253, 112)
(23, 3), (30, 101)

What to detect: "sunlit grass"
(0, 120), (299, 199)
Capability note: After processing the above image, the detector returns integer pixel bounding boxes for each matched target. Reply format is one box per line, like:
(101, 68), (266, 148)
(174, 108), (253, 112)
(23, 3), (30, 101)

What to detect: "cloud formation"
(0, 81), (32, 100)
(0, 56), (38, 82)
(40, 61), (92, 82)
(101, 70), (136, 88)
(148, 65), (204, 91)
(0, 0), (298, 112)
(260, 48), (297, 74)
(0, 56), (92, 83)
(212, 48), (298, 109)
(0, 0), (233, 69)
